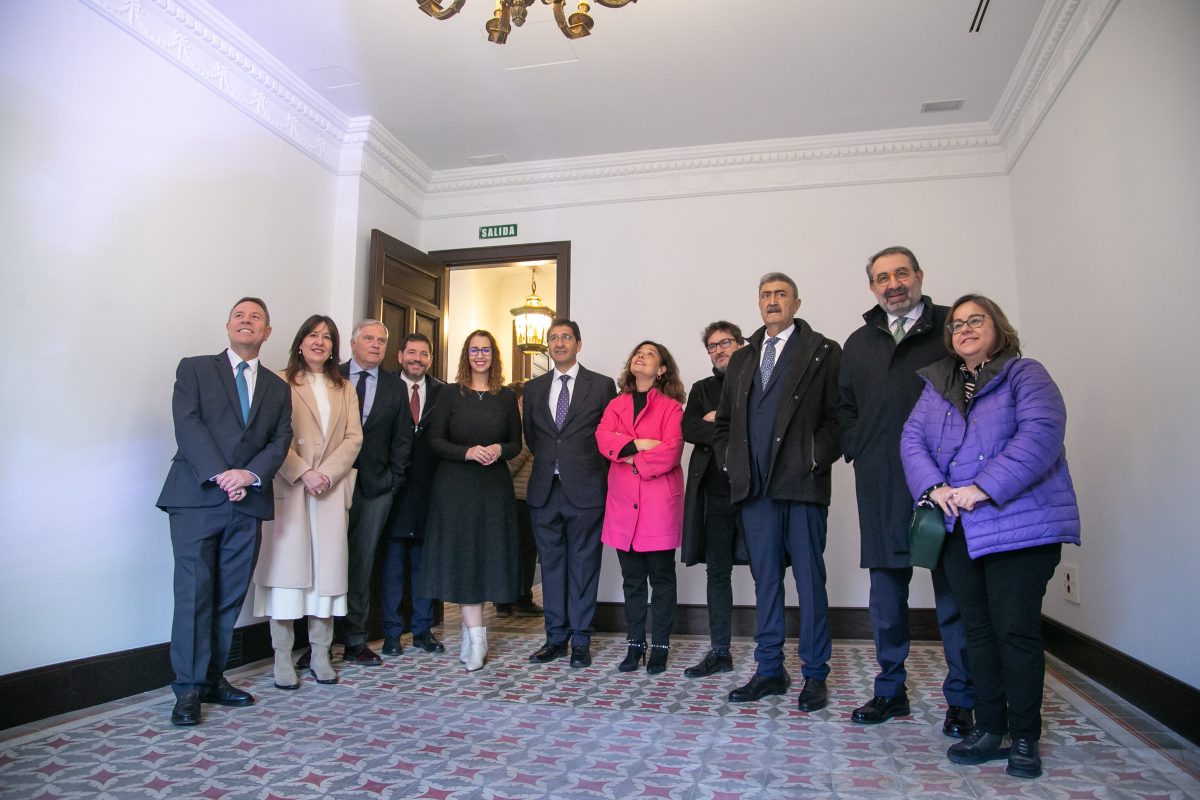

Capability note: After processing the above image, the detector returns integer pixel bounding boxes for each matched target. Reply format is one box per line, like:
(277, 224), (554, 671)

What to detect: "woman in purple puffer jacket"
(901, 294), (1080, 781)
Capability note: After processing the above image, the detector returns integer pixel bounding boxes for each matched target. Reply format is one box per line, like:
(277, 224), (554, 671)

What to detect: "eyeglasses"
(705, 337), (737, 353)
(547, 333), (575, 344)
(946, 314), (989, 335)
(870, 267), (916, 287)
(468, 347), (494, 356)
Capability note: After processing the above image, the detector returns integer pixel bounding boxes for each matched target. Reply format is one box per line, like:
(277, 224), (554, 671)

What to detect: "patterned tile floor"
(2, 602), (1197, 799)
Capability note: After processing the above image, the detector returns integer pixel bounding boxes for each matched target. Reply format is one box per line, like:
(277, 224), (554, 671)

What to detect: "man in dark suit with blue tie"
(714, 274), (842, 711)
(522, 319), (618, 668)
(380, 332), (445, 654)
(336, 320), (414, 664)
(157, 298), (292, 726)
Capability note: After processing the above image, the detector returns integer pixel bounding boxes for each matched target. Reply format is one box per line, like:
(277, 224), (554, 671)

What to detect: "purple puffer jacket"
(900, 354), (1080, 559)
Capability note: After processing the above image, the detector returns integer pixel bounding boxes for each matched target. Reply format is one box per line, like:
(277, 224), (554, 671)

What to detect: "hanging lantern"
(510, 268), (555, 353)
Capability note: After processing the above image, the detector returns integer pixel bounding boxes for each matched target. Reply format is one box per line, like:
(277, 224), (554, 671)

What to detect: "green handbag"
(908, 504), (947, 569)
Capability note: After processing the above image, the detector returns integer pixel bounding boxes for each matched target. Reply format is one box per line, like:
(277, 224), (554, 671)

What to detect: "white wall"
(0, 0), (341, 675)
(422, 176), (1019, 610)
(1010, 0), (1200, 687)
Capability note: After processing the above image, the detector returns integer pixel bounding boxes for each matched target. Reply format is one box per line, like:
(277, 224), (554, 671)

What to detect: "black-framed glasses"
(870, 267), (915, 287)
(468, 347), (494, 356)
(947, 314), (989, 335)
(705, 337), (737, 353)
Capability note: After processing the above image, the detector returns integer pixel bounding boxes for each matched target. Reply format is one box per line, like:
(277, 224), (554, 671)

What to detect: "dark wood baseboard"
(593, 604), (942, 641)
(0, 621), (282, 731)
(1042, 615), (1200, 746)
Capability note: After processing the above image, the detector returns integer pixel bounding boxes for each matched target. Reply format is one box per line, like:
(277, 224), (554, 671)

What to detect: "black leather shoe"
(851, 693), (909, 724)
(684, 649), (733, 678)
(943, 705), (975, 738)
(529, 642), (569, 663)
(381, 636), (403, 656)
(170, 691), (202, 726)
(514, 599), (544, 617)
(617, 641), (646, 672)
(200, 678), (254, 707)
(1006, 737), (1042, 778)
(948, 730), (1010, 765)
(295, 648), (311, 669)
(796, 678), (828, 712)
(412, 631), (446, 653)
(494, 603), (513, 618)
(728, 671), (791, 702)
(569, 645), (592, 668)
(342, 644), (383, 665)
(646, 645), (669, 675)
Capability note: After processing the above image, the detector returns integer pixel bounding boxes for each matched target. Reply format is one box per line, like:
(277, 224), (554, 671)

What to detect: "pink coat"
(596, 389), (685, 552)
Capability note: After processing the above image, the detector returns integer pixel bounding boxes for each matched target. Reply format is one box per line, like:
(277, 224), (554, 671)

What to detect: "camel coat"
(254, 371), (362, 595)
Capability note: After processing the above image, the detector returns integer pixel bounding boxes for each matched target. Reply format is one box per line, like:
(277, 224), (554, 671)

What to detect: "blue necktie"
(235, 361), (251, 424)
(356, 371), (370, 422)
(760, 337), (780, 391)
(555, 374), (571, 430)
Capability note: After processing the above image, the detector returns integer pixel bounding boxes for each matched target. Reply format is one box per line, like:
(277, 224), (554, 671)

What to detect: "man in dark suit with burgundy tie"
(157, 297), (292, 726)
(380, 332), (445, 654)
(336, 320), (414, 664)
(522, 319), (618, 668)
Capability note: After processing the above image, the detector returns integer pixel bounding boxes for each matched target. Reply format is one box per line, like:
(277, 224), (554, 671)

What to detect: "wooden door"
(367, 230), (449, 381)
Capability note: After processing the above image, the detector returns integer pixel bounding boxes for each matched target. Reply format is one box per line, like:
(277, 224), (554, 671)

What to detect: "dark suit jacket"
(386, 374), (444, 539)
(523, 364), (617, 510)
(714, 319), (842, 506)
(340, 362), (413, 499)
(680, 370), (747, 566)
(156, 351), (293, 520)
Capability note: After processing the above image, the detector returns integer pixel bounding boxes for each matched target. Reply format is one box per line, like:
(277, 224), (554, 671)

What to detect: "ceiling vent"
(921, 99), (964, 113)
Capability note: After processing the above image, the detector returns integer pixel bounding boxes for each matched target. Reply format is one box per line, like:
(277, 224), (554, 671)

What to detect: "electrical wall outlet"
(1061, 562), (1080, 604)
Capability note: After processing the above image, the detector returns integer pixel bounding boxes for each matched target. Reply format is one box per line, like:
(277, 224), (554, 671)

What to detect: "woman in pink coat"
(596, 341), (686, 675)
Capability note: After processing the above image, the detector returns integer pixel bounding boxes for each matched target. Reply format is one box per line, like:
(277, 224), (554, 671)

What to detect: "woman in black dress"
(420, 330), (522, 671)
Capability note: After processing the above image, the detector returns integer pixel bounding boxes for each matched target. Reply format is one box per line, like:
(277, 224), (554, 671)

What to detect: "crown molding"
(991, 0), (1122, 170)
(79, 0), (1118, 220)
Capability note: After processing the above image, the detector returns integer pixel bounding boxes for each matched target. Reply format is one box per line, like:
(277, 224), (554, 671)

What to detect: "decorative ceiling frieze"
(75, 0), (1120, 220)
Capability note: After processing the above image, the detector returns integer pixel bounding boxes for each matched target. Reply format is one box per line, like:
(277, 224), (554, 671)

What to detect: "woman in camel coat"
(253, 315), (362, 689)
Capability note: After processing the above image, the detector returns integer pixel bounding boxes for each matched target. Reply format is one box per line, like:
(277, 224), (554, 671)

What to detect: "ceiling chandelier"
(417, 0), (637, 45)
(510, 268), (556, 353)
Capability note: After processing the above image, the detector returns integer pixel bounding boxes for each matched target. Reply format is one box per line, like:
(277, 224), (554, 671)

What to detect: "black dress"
(419, 385), (522, 604)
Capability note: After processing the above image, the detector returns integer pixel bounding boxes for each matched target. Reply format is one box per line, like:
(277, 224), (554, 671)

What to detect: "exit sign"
(479, 224), (518, 240)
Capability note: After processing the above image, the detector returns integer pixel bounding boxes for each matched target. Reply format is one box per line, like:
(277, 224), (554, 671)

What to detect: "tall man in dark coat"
(681, 320), (747, 679)
(157, 297), (292, 726)
(838, 246), (974, 736)
(523, 319), (618, 668)
(715, 274), (842, 711)
(380, 332), (445, 654)
(337, 320), (413, 664)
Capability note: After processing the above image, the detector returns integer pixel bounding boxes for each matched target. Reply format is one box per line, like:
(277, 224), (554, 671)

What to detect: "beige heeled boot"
(270, 619), (299, 690)
(459, 622), (470, 664)
(465, 626), (488, 671)
(307, 616), (339, 684)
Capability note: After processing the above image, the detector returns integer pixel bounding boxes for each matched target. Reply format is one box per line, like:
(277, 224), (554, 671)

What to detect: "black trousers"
(942, 524), (1061, 740)
(616, 548), (677, 646)
(702, 493), (736, 649)
(515, 499), (537, 601)
(339, 486), (393, 647)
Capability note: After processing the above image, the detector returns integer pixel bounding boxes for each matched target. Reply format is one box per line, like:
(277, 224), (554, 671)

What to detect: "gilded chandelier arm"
(552, 1), (593, 39)
(416, 0), (468, 20)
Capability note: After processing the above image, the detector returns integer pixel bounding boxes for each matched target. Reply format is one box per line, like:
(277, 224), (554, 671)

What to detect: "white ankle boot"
(465, 626), (488, 671)
(459, 622), (470, 664)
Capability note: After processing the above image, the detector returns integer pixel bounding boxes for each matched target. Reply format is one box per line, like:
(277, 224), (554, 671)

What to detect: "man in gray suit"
(157, 297), (292, 726)
(522, 319), (617, 668)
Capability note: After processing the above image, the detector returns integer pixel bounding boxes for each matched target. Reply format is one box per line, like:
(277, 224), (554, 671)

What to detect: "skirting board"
(1041, 616), (1199, 746)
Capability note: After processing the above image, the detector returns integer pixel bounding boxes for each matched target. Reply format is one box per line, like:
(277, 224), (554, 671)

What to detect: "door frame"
(429, 240), (571, 323)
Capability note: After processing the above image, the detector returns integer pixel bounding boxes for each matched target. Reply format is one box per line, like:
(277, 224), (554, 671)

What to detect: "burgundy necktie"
(410, 383), (421, 425)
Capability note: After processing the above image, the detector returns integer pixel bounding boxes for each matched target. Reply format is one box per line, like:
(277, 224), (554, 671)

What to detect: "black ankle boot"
(617, 641), (646, 672)
(646, 644), (669, 675)
(1006, 737), (1042, 778)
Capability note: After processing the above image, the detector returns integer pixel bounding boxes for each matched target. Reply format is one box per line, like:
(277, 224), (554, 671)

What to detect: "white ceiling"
(202, 0), (1048, 171)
